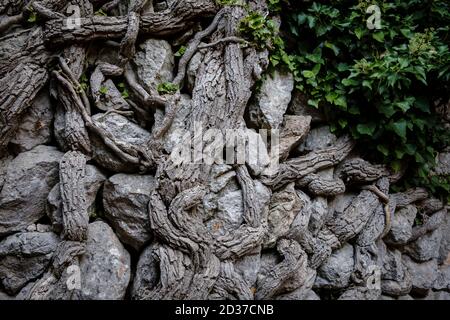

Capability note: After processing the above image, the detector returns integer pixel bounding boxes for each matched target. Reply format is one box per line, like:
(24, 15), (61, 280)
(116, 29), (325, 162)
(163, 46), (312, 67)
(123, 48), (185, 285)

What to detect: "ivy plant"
(241, 0), (450, 202)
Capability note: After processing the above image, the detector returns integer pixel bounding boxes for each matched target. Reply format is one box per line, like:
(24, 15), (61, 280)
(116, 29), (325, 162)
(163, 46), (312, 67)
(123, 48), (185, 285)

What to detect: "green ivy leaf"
(372, 31), (385, 43)
(377, 144), (389, 156)
(391, 160), (402, 173)
(338, 118), (348, 128)
(355, 28), (365, 40)
(302, 70), (316, 78)
(414, 97), (430, 113)
(356, 122), (377, 136)
(307, 99), (319, 108)
(390, 120), (408, 139)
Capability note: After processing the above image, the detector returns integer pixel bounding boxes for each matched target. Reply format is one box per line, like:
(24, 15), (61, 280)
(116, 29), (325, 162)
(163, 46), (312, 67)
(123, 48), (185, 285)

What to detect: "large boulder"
(0, 231), (60, 295)
(0, 145), (63, 236)
(103, 174), (155, 251)
(79, 221), (131, 300)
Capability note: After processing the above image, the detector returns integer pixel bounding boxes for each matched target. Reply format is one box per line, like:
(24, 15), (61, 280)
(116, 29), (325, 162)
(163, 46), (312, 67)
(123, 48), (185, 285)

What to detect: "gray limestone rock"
(433, 265), (450, 291)
(103, 173), (155, 251)
(10, 90), (54, 153)
(439, 209), (450, 265)
(249, 71), (294, 129)
(0, 153), (13, 191)
(133, 39), (174, 91)
(403, 255), (439, 295)
(79, 221), (131, 300)
(186, 51), (203, 93)
(298, 126), (337, 153)
(315, 243), (354, 289)
(0, 231), (60, 294)
(131, 243), (160, 299)
(385, 205), (416, 245)
(90, 113), (151, 173)
(0, 145), (63, 236)
(435, 151), (450, 176)
(405, 228), (443, 262)
(264, 183), (303, 248)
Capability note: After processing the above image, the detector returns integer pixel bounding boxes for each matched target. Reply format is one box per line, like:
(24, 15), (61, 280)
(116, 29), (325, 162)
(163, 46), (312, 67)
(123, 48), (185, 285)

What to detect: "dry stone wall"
(0, 0), (449, 300)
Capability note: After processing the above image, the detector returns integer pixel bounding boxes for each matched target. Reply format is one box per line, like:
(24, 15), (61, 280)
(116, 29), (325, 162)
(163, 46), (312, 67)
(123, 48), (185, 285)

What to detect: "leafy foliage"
(174, 46), (187, 58)
(238, 11), (293, 70)
(94, 9), (108, 16)
(27, 7), (38, 23)
(215, 0), (245, 6)
(242, 0), (450, 201)
(99, 86), (109, 95)
(157, 82), (179, 95)
(77, 74), (89, 93)
(118, 82), (129, 99)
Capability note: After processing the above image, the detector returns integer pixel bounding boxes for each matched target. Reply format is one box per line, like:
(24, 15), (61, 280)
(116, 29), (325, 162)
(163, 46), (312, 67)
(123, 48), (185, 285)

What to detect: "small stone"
(131, 243), (160, 299)
(277, 115), (311, 161)
(385, 205), (417, 245)
(264, 183), (303, 248)
(0, 153), (13, 190)
(439, 209), (450, 264)
(433, 265), (450, 291)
